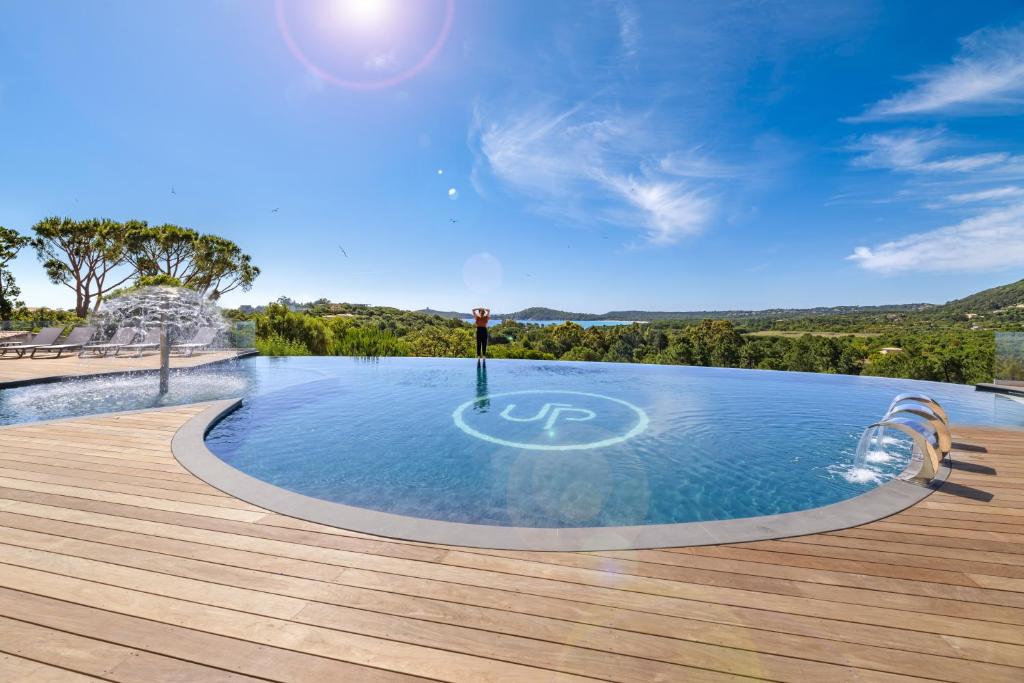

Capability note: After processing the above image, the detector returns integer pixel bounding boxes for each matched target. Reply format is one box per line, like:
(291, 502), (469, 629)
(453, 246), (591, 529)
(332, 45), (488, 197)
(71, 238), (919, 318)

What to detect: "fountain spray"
(91, 286), (227, 397)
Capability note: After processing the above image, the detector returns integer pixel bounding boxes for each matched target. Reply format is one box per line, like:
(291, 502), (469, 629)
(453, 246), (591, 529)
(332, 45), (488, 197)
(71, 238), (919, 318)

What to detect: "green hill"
(938, 278), (1024, 314)
(416, 308), (468, 319)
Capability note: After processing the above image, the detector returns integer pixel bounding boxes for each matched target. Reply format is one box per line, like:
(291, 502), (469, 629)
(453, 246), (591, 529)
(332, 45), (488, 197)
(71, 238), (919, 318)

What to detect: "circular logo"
(452, 390), (649, 451)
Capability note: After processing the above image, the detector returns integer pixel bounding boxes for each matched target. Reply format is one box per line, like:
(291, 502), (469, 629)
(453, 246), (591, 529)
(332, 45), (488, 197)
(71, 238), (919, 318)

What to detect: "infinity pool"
(184, 357), (1021, 529)
(3, 356), (1019, 530)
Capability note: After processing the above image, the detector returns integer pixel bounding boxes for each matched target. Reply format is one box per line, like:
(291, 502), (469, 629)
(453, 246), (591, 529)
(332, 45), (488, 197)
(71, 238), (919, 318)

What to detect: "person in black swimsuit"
(472, 307), (490, 359)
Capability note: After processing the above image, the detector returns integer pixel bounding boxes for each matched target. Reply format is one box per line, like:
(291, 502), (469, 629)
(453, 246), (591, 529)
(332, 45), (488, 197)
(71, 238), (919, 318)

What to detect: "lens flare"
(276, 0), (455, 91)
(333, 0), (394, 30)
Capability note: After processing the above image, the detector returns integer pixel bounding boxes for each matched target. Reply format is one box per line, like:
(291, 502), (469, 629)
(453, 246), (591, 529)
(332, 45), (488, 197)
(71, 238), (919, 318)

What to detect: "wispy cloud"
(473, 103), (719, 245)
(659, 148), (739, 179)
(615, 2), (640, 58)
(948, 186), (1024, 203)
(848, 202), (1024, 272)
(363, 51), (396, 71)
(849, 128), (1022, 176)
(852, 24), (1024, 120)
(849, 129), (945, 171)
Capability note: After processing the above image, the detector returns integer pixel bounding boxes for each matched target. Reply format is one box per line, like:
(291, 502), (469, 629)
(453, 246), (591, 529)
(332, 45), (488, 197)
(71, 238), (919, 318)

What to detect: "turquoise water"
(198, 357), (1022, 527)
(3, 356), (1019, 527)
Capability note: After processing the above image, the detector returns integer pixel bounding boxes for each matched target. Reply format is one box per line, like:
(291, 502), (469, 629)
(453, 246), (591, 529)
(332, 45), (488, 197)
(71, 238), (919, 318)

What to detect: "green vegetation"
(124, 223), (260, 300)
(236, 299), (999, 385)
(0, 226), (31, 319)
(5, 209), (1018, 387)
(995, 333), (1024, 382)
(12, 217), (260, 317)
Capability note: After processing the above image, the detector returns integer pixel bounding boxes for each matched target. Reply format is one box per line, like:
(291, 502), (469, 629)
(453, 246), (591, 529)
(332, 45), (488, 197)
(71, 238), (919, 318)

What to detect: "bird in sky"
(271, 208), (279, 213)
(449, 218), (458, 223)
(338, 245), (348, 257)
(170, 186), (176, 195)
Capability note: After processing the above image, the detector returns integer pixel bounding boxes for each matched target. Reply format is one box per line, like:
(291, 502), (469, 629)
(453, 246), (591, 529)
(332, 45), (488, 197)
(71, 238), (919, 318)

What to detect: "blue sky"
(2, 0), (1023, 313)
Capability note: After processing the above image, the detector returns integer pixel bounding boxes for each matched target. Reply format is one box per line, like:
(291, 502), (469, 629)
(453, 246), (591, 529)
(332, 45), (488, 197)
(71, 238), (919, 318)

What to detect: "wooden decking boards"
(0, 350), (252, 388)
(0, 408), (1021, 681)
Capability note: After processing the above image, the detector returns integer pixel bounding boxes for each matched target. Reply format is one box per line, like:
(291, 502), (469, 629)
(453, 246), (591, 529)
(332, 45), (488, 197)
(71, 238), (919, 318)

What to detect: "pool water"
(185, 357), (1022, 528)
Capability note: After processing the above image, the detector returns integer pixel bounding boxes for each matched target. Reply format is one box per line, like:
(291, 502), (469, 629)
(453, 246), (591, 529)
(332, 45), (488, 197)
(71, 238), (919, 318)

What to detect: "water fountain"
(851, 394), (951, 483)
(91, 286), (228, 394)
(0, 286), (249, 425)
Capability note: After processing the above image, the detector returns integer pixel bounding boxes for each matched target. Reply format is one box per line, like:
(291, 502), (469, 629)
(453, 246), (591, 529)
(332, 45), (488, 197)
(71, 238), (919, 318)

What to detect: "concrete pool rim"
(172, 398), (951, 552)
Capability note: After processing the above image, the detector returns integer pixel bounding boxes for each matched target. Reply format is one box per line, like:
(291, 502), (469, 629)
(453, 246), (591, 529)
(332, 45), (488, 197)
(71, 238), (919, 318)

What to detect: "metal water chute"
(888, 393), (948, 425)
(883, 403), (951, 456)
(868, 416), (943, 482)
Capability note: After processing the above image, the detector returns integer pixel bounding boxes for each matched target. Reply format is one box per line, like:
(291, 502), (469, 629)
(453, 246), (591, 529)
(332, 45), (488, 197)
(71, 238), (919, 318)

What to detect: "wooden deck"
(0, 407), (1021, 682)
(0, 350), (253, 388)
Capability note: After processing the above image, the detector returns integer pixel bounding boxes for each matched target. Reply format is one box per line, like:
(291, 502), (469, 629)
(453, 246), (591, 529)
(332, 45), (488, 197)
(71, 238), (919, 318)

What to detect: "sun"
(333, 0), (395, 30)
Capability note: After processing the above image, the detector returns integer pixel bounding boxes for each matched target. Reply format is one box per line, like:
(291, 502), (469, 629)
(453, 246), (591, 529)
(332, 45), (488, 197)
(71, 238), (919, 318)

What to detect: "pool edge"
(172, 398), (951, 551)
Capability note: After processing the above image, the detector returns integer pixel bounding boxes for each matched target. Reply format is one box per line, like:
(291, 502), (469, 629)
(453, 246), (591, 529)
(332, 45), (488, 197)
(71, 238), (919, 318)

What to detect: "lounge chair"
(30, 326), (97, 358)
(173, 326), (218, 357)
(0, 327), (63, 358)
(115, 328), (162, 358)
(78, 327), (140, 358)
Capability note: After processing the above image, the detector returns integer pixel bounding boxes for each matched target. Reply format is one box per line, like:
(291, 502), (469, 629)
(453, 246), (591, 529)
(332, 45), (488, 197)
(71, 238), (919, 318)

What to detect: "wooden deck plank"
(0, 588), (426, 683)
(3, 499), (1021, 671)
(0, 653), (103, 682)
(0, 408), (1020, 681)
(1, 521), (1014, 682)
(0, 614), (263, 682)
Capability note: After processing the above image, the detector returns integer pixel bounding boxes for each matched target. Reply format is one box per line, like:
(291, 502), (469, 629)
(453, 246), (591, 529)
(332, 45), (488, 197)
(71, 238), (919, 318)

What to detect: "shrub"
(330, 327), (407, 357)
(256, 333), (310, 356)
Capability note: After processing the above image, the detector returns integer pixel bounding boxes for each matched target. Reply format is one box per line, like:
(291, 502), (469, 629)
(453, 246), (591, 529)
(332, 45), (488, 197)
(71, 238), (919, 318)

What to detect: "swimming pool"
(4, 356), (1019, 548)
(172, 357), (1017, 540)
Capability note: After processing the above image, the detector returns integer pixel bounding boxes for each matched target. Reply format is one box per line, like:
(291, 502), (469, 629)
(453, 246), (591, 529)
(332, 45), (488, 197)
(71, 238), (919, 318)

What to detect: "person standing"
(472, 307), (490, 359)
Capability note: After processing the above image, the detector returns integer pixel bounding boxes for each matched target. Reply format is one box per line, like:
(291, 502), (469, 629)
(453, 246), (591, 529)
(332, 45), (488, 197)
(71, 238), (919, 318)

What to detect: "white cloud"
(474, 104), (717, 244)
(615, 2), (640, 58)
(848, 202), (1024, 272)
(659, 148), (738, 179)
(849, 129), (945, 171)
(917, 153), (1010, 172)
(853, 24), (1024, 120)
(849, 129), (1021, 176)
(599, 174), (714, 244)
(948, 186), (1023, 203)
(363, 51), (396, 71)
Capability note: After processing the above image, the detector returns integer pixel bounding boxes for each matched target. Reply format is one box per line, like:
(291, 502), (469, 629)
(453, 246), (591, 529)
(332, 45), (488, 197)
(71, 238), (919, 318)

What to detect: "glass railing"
(995, 332), (1024, 385)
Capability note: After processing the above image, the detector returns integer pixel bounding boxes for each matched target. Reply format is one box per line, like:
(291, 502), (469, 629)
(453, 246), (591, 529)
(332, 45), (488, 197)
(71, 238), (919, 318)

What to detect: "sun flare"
(333, 0), (394, 30)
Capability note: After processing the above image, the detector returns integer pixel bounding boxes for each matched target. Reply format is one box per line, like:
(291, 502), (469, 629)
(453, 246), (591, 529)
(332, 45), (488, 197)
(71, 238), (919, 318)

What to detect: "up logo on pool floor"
(452, 390), (649, 451)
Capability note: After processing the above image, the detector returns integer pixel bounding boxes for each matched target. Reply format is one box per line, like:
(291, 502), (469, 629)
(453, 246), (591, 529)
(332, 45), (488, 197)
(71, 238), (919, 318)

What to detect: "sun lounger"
(0, 327), (63, 358)
(78, 327), (140, 358)
(30, 326), (97, 358)
(173, 326), (218, 357)
(115, 328), (162, 358)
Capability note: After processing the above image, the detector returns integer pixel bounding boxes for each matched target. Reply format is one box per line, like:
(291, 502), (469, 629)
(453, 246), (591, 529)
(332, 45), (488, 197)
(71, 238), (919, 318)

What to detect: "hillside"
(937, 278), (1024, 314)
(366, 278), (1023, 328)
(417, 308), (468, 319)
(494, 303), (931, 322)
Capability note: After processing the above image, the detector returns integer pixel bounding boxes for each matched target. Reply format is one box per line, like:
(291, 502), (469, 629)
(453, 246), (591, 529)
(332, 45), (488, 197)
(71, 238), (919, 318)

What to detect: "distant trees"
(29, 217), (260, 316)
(240, 305), (996, 385)
(0, 226), (31, 318)
(31, 217), (135, 317)
(125, 223), (260, 300)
